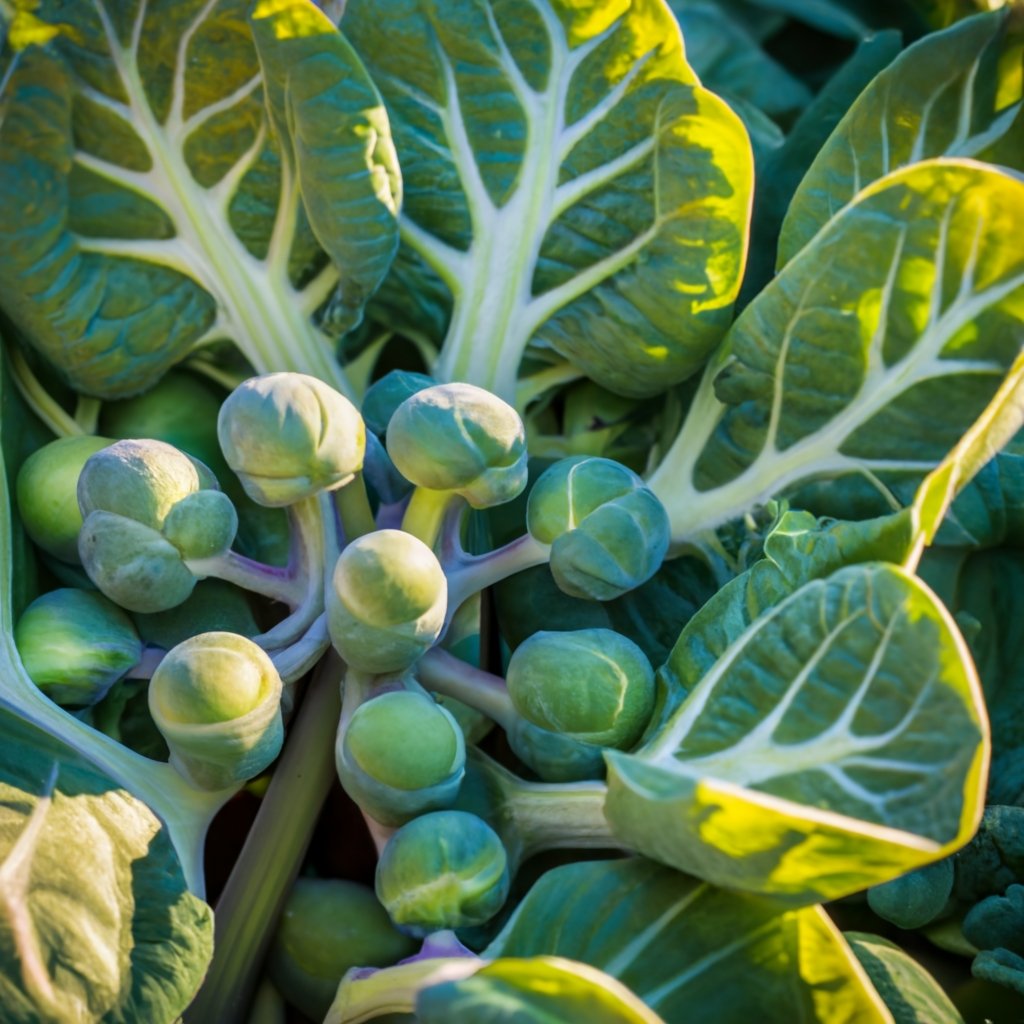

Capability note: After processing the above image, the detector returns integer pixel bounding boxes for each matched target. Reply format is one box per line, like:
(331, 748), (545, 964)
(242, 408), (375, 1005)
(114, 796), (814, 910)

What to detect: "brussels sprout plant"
(1, 1), (1023, 1023)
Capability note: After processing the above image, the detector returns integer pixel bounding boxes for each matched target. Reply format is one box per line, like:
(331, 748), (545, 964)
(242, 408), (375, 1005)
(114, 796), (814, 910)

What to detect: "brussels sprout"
(76, 439), (238, 612)
(15, 589), (142, 706)
(218, 373), (365, 507)
(506, 629), (655, 749)
(99, 369), (226, 473)
(338, 689), (466, 825)
(79, 512), (199, 613)
(327, 530), (446, 674)
(506, 716), (607, 783)
(148, 631), (284, 789)
(376, 810), (510, 936)
(268, 878), (416, 1021)
(78, 437), (204, 529)
(387, 383), (527, 508)
(362, 370), (436, 437)
(526, 456), (670, 600)
(15, 435), (111, 563)
(133, 580), (259, 650)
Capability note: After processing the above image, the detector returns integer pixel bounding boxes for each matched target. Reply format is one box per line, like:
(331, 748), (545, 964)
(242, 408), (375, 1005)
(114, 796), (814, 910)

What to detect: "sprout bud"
(362, 370), (436, 437)
(376, 810), (510, 936)
(506, 629), (655, 749)
(76, 440), (238, 612)
(78, 438), (202, 529)
(217, 373), (365, 507)
(268, 878), (416, 1022)
(506, 717), (607, 783)
(327, 530), (446, 674)
(387, 383), (527, 507)
(160, 490), (238, 560)
(79, 512), (198, 613)
(148, 631), (284, 789)
(15, 435), (112, 564)
(526, 456), (670, 600)
(338, 690), (466, 825)
(15, 589), (142, 706)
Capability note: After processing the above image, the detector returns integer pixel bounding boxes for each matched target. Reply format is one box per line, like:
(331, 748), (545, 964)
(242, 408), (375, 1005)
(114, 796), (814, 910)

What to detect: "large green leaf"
(342, 0), (753, 405)
(485, 858), (892, 1023)
(649, 159), (1024, 546)
(780, 9), (1024, 265)
(0, 707), (212, 1023)
(847, 933), (965, 1024)
(605, 563), (988, 905)
(417, 957), (668, 1024)
(0, 0), (399, 398)
(667, 2), (811, 119)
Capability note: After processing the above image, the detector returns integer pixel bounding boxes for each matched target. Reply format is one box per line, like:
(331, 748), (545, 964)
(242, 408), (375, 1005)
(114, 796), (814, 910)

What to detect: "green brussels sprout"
(76, 439), (238, 612)
(78, 437), (204, 529)
(79, 512), (200, 613)
(133, 580), (259, 650)
(161, 490), (239, 560)
(338, 690), (466, 825)
(387, 383), (527, 508)
(376, 810), (510, 936)
(362, 370), (436, 437)
(15, 589), (142, 706)
(506, 716), (607, 783)
(506, 629), (655, 749)
(268, 878), (416, 1021)
(527, 456), (670, 600)
(148, 631), (284, 789)
(99, 369), (226, 473)
(327, 530), (446, 674)
(217, 373), (365, 507)
(15, 435), (112, 564)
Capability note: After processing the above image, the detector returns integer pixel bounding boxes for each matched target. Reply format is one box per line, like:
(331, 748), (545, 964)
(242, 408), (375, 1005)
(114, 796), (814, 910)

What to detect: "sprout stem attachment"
(443, 533), (551, 617)
(335, 472), (377, 542)
(401, 487), (460, 548)
(417, 647), (516, 729)
(184, 651), (345, 1024)
(186, 550), (306, 606)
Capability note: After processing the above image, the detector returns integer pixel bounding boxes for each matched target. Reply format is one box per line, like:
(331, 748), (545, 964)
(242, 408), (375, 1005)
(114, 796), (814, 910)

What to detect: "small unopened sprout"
(218, 373), (365, 507)
(76, 439), (237, 612)
(387, 383), (527, 508)
(527, 456), (670, 600)
(338, 690), (466, 825)
(362, 370), (436, 437)
(868, 859), (955, 929)
(327, 530), (446, 674)
(268, 878), (416, 1021)
(507, 629), (655, 749)
(376, 810), (510, 936)
(16, 435), (111, 564)
(15, 589), (142, 706)
(148, 631), (284, 790)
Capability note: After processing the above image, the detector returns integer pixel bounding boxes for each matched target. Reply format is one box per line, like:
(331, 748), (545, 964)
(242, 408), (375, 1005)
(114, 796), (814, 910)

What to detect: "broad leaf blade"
(0, 0), (398, 398)
(780, 9), (1024, 265)
(606, 563), (988, 905)
(417, 957), (668, 1024)
(0, 707), (213, 1023)
(485, 858), (891, 1023)
(343, 0), (754, 404)
(847, 933), (965, 1024)
(649, 159), (1024, 546)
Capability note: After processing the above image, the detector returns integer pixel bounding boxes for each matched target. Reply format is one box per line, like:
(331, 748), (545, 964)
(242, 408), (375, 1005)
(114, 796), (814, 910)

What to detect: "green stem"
(417, 648), (516, 730)
(184, 651), (345, 1024)
(334, 473), (377, 542)
(444, 533), (550, 614)
(401, 488), (460, 548)
(186, 550), (306, 605)
(6, 346), (82, 438)
(74, 395), (101, 434)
